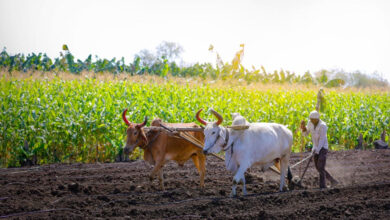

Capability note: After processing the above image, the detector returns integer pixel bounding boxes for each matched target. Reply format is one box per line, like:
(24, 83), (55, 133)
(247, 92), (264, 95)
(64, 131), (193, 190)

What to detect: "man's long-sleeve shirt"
(303, 120), (328, 154)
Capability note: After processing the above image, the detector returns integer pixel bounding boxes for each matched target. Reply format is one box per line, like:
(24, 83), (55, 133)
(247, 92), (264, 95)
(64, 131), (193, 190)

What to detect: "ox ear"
(219, 127), (225, 138)
(140, 130), (148, 146)
(219, 129), (223, 138)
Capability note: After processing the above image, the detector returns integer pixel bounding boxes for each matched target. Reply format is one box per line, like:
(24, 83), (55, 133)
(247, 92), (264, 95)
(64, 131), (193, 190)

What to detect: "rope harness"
(139, 130), (161, 163)
(209, 126), (236, 167)
(144, 130), (161, 149)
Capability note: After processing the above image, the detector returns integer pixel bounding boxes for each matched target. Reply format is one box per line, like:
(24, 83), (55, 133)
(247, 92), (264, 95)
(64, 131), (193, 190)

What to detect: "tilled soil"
(1, 149), (390, 219)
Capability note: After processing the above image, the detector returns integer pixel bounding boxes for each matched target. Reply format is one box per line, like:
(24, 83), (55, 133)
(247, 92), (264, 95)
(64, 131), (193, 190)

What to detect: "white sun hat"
(309, 110), (320, 119)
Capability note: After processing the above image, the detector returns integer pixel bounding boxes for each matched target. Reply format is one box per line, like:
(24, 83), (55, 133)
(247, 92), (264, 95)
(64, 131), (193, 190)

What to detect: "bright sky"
(1, 0), (389, 81)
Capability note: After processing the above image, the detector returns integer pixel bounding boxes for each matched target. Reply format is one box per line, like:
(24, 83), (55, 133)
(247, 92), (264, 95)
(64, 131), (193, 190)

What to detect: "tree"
(135, 41), (184, 70)
(156, 41), (184, 62)
(301, 71), (314, 84)
(136, 49), (156, 67)
(315, 69), (328, 84)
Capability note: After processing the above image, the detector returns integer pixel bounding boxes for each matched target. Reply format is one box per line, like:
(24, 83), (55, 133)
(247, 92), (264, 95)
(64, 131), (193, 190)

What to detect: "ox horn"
(122, 108), (131, 126)
(210, 109), (223, 125)
(195, 109), (207, 125)
(136, 116), (148, 128)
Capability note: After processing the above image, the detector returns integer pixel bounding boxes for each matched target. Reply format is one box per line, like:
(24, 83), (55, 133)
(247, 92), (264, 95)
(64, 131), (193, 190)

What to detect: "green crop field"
(0, 75), (389, 167)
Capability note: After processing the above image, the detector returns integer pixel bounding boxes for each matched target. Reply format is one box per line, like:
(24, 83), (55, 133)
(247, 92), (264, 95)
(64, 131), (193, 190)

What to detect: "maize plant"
(0, 77), (389, 167)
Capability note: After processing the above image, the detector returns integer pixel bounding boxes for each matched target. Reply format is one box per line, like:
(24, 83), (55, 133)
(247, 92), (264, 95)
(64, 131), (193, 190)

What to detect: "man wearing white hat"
(300, 110), (338, 188)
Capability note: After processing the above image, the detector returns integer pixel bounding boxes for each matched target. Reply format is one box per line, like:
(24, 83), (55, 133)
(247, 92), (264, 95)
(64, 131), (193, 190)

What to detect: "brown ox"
(122, 109), (206, 190)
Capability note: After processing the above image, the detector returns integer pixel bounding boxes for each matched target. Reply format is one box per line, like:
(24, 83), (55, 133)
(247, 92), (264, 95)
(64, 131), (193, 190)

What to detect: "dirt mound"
(1, 149), (390, 219)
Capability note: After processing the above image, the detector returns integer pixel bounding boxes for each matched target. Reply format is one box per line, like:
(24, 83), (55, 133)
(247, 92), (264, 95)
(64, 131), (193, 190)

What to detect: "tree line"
(1, 42), (387, 88)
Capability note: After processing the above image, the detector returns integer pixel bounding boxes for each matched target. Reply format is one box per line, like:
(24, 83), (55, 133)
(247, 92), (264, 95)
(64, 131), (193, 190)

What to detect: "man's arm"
(301, 120), (311, 136)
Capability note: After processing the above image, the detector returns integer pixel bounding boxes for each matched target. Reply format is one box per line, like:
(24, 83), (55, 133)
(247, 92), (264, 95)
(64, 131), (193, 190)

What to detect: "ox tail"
(287, 166), (293, 183)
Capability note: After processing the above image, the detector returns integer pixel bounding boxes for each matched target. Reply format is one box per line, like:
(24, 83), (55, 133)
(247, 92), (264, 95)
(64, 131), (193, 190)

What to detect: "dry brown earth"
(1, 149), (390, 219)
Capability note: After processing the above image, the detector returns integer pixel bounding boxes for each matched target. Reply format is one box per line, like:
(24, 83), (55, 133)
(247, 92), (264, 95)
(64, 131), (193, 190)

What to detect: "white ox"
(196, 109), (293, 196)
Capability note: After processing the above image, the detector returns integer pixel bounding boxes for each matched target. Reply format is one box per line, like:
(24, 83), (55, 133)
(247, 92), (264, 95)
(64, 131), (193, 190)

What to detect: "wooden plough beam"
(144, 126), (205, 133)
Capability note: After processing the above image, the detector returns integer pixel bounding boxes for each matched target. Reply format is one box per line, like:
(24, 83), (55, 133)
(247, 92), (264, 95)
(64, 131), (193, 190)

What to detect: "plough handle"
(299, 154), (313, 182)
(291, 154), (313, 169)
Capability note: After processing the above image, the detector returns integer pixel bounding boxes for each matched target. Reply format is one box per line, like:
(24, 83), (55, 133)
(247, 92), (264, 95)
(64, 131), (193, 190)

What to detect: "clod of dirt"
(97, 195), (110, 202)
(162, 192), (173, 198)
(58, 184), (65, 190)
(245, 174), (254, 184)
(30, 189), (40, 195)
(113, 188), (121, 194)
(289, 176), (306, 190)
(292, 176), (301, 184)
(129, 185), (136, 191)
(219, 189), (226, 196)
(211, 198), (223, 205)
(127, 200), (137, 205)
(185, 191), (192, 197)
(83, 186), (92, 195)
(258, 210), (269, 218)
(51, 190), (59, 196)
(104, 175), (113, 182)
(129, 209), (137, 215)
(301, 191), (309, 198)
(68, 182), (80, 192)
